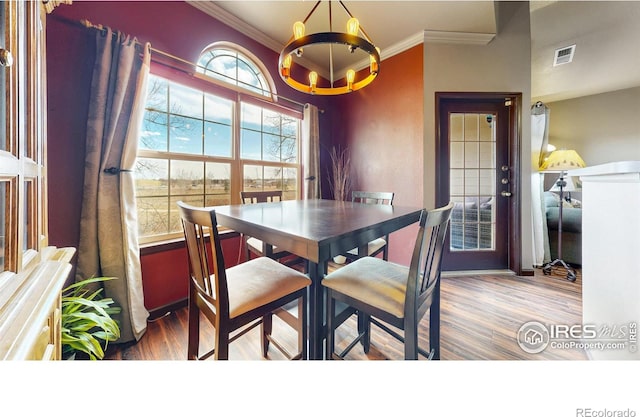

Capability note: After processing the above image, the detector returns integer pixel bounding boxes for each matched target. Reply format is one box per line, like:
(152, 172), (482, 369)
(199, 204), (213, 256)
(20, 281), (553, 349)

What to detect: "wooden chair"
(240, 191), (292, 262)
(343, 191), (395, 261)
(177, 201), (310, 360)
(323, 202), (454, 360)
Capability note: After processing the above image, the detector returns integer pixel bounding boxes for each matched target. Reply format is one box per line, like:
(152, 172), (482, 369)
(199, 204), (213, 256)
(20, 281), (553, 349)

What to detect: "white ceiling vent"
(553, 44), (576, 66)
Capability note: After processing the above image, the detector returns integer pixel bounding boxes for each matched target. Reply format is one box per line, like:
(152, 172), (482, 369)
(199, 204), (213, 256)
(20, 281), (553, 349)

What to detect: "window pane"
(282, 137), (297, 163)
(205, 162), (231, 197)
(204, 94), (233, 157)
(140, 110), (168, 151)
(264, 166), (283, 191)
(283, 167), (298, 200)
(283, 122), (296, 140)
(169, 115), (202, 154)
(262, 108), (280, 135)
(135, 158), (168, 197)
(204, 121), (231, 157)
(244, 165), (263, 190)
(170, 83), (202, 119)
(146, 75), (168, 112)
(263, 133), (281, 162)
(241, 128), (261, 160)
(208, 54), (237, 84)
(237, 58), (262, 94)
(137, 196), (169, 237)
(170, 160), (204, 195)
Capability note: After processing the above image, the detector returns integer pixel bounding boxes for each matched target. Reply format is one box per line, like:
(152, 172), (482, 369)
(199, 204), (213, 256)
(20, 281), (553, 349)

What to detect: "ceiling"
(188, 1), (640, 103)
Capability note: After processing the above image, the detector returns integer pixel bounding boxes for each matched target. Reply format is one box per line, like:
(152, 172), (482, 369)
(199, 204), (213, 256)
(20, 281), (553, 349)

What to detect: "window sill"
(139, 229), (240, 256)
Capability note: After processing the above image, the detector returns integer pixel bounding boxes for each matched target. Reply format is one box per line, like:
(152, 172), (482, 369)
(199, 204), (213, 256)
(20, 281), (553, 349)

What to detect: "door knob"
(501, 191), (512, 197)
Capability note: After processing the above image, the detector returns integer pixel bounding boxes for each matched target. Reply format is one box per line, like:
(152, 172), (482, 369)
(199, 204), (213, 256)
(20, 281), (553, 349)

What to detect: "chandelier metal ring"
(278, 1), (381, 96)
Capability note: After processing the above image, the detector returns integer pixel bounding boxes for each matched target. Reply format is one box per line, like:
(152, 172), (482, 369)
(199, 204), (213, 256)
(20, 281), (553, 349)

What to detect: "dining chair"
(323, 201), (454, 360)
(177, 201), (310, 360)
(239, 190), (292, 262)
(343, 191), (395, 262)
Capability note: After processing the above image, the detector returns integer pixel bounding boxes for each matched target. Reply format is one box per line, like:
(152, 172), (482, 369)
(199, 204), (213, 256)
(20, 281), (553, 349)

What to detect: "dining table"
(214, 198), (427, 359)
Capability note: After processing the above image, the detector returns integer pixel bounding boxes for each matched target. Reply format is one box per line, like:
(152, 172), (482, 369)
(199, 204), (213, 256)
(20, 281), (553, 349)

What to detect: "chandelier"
(278, 0), (380, 95)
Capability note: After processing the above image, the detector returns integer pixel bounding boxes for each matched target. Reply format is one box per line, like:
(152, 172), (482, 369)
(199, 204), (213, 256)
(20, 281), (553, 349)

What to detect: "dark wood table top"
(214, 199), (423, 264)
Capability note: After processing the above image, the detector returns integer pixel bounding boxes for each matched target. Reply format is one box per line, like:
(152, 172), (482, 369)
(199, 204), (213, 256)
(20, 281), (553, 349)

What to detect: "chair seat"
(346, 237), (387, 257)
(322, 256), (408, 319)
(225, 257), (310, 319)
(246, 237), (286, 254)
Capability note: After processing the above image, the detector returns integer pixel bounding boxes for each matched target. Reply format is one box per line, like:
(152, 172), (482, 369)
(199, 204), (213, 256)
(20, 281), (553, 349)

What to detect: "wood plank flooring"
(105, 265), (587, 361)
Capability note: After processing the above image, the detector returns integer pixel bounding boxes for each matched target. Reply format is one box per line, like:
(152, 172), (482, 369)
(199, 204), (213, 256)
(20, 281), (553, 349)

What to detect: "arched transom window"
(196, 43), (274, 99)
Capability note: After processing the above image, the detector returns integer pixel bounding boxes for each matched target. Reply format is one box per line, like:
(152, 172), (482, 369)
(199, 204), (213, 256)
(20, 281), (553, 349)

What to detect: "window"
(1, 1), (47, 273)
(135, 44), (300, 243)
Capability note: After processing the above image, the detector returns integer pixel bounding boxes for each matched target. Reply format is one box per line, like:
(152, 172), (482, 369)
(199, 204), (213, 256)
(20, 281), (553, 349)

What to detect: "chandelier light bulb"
(370, 47), (381, 73)
(309, 71), (318, 92)
(346, 17), (359, 36)
(346, 69), (355, 91)
(293, 21), (305, 39)
(281, 54), (292, 78)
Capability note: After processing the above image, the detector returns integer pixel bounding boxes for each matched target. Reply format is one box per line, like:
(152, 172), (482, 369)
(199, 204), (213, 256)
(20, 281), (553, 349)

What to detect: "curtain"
(302, 103), (321, 199)
(75, 27), (150, 343)
(531, 101), (552, 267)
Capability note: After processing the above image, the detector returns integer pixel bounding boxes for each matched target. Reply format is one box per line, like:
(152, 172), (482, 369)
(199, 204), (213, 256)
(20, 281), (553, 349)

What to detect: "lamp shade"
(540, 149), (586, 172)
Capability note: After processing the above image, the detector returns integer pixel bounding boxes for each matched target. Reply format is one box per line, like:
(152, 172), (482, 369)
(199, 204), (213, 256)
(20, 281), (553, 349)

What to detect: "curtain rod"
(50, 14), (324, 113)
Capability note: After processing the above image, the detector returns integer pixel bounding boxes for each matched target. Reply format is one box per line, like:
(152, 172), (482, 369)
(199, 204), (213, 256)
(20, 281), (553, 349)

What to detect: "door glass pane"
(449, 113), (497, 251)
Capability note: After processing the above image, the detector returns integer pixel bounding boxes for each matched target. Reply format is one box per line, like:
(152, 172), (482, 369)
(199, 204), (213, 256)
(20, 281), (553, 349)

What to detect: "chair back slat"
(404, 202), (454, 318)
(352, 191), (394, 206)
(177, 201), (230, 316)
(240, 190), (283, 204)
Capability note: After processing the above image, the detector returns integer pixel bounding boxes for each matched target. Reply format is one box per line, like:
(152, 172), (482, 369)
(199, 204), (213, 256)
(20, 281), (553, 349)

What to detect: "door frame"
(435, 92), (527, 276)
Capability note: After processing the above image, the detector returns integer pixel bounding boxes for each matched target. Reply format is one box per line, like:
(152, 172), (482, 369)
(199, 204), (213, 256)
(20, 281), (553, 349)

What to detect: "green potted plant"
(61, 276), (121, 360)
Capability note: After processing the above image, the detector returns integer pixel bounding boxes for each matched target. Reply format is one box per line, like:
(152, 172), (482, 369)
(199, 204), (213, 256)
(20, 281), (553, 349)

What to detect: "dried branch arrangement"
(328, 146), (351, 201)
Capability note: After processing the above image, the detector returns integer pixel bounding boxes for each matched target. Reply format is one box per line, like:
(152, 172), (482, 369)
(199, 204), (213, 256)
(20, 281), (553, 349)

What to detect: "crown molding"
(424, 30), (495, 45)
(186, 1), (322, 75)
(187, 1), (281, 51)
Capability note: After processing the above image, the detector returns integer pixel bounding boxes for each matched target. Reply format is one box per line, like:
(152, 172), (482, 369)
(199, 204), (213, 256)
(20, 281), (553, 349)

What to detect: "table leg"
(307, 260), (325, 360)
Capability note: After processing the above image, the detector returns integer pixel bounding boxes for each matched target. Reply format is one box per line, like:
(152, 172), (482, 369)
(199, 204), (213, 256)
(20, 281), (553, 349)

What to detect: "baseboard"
(148, 298), (188, 321)
(441, 269), (516, 277)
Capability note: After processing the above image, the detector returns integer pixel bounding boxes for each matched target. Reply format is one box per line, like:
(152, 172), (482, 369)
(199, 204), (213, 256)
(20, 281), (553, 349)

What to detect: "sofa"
(450, 197), (493, 250)
(544, 191), (582, 266)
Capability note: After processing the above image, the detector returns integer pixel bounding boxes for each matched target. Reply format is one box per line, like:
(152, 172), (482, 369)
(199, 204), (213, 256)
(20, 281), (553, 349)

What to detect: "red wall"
(46, 1), (424, 312)
(329, 45), (425, 265)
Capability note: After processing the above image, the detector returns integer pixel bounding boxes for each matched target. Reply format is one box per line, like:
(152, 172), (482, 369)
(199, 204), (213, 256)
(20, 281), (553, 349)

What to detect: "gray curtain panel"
(302, 103), (321, 200)
(531, 102), (552, 265)
(76, 27), (150, 343)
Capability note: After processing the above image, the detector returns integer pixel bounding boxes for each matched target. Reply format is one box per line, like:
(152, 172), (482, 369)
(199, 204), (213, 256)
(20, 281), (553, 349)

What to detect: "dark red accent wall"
(329, 45), (425, 265)
(46, 1), (423, 312)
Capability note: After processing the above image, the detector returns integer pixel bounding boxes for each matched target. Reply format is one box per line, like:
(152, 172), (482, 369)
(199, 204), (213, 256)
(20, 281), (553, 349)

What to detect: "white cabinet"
(570, 161), (640, 360)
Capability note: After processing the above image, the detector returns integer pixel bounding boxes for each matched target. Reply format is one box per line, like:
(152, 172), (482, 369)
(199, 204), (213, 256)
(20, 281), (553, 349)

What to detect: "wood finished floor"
(105, 265), (587, 360)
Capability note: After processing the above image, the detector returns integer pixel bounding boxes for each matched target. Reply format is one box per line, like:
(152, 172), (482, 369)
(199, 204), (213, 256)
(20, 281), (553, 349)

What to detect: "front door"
(437, 94), (517, 271)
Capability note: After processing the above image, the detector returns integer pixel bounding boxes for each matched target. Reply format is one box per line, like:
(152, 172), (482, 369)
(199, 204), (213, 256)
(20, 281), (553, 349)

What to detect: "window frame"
(136, 44), (302, 245)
